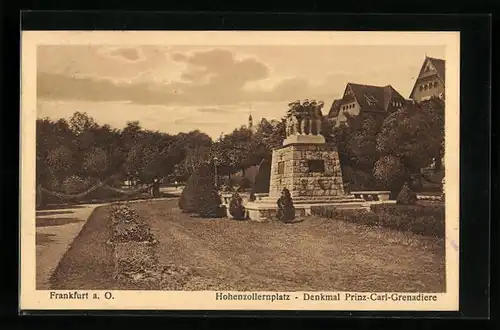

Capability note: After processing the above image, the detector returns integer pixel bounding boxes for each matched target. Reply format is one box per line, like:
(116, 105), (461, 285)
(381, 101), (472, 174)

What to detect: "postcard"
(20, 30), (460, 311)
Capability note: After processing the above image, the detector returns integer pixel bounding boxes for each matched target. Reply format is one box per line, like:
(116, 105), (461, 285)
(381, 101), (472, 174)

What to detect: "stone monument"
(245, 99), (366, 221)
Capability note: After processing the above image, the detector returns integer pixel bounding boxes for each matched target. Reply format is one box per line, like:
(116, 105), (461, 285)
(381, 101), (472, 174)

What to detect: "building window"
(419, 85), (423, 91)
(277, 161), (285, 175)
(424, 84), (428, 90)
(307, 160), (325, 173)
(433, 81), (438, 88)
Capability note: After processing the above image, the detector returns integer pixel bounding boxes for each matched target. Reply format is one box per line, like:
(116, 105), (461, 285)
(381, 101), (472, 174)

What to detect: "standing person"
(152, 176), (160, 198)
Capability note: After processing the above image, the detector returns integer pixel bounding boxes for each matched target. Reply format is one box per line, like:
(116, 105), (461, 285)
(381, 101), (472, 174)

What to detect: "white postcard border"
(20, 31), (460, 311)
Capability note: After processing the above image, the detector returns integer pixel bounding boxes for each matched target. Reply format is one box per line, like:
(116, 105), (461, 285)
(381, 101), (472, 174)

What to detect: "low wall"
(351, 190), (391, 201)
(245, 200), (368, 222)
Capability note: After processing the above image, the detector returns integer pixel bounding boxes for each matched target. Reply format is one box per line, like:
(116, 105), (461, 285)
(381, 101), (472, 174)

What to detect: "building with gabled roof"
(327, 82), (406, 126)
(409, 56), (445, 102)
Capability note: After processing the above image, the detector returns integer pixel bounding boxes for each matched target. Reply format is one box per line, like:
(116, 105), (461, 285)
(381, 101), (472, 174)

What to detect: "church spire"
(248, 104), (253, 129)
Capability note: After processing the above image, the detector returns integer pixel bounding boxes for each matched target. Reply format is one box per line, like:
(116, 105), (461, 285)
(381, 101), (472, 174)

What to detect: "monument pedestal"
(245, 132), (366, 222)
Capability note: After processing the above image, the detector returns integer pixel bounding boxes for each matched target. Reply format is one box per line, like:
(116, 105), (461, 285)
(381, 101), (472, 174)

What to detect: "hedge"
(311, 203), (445, 238)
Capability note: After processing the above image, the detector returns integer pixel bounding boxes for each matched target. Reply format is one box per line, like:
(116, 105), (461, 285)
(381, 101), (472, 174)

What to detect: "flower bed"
(107, 203), (160, 284)
(107, 203), (196, 288)
(311, 203), (445, 238)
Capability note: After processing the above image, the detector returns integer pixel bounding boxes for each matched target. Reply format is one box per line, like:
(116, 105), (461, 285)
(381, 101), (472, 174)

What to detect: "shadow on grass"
(36, 217), (84, 227)
(37, 204), (87, 211)
(36, 233), (57, 246)
(284, 217), (306, 224)
(38, 193), (179, 211)
(36, 210), (75, 217)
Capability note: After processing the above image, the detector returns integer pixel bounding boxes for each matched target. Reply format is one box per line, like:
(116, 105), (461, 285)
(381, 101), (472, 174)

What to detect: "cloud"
(99, 47), (146, 63)
(173, 117), (225, 126)
(196, 107), (231, 114)
(37, 47), (375, 107)
(171, 48), (269, 88)
(110, 48), (142, 62)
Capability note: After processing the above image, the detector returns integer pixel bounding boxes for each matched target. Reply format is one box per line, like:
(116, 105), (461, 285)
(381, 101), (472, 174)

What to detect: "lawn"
(51, 199), (446, 292)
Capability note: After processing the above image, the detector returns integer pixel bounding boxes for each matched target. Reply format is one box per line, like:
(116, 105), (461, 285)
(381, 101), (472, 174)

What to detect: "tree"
(69, 112), (98, 136)
(62, 175), (91, 194)
(255, 118), (286, 150)
(45, 145), (74, 183)
(82, 147), (109, 178)
(373, 155), (407, 196)
(218, 126), (254, 176)
(377, 103), (441, 172)
(347, 115), (383, 170)
(332, 113), (382, 189)
(375, 100), (443, 194)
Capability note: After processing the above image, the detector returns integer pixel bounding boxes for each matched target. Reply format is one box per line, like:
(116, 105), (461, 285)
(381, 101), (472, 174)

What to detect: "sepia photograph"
(20, 31), (460, 311)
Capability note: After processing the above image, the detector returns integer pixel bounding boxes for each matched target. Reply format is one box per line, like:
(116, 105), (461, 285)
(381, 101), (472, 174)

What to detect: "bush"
(108, 204), (156, 243)
(113, 242), (159, 282)
(194, 165), (226, 218)
(370, 203), (444, 237)
(396, 183), (417, 205)
(373, 155), (406, 189)
(341, 165), (382, 191)
(109, 204), (140, 225)
(229, 192), (246, 220)
(311, 207), (379, 226)
(111, 222), (155, 243)
(312, 203), (444, 238)
(61, 175), (92, 194)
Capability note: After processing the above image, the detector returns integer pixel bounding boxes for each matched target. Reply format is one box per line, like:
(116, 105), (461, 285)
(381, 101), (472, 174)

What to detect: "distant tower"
(248, 104), (253, 129)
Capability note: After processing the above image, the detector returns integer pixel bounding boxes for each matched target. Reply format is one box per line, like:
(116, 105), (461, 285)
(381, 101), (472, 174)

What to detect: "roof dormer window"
(365, 94), (378, 106)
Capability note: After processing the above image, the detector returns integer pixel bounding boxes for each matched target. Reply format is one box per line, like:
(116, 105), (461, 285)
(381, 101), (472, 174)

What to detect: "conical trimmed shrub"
(179, 170), (201, 213)
(396, 182), (417, 205)
(251, 158), (271, 194)
(194, 165), (226, 218)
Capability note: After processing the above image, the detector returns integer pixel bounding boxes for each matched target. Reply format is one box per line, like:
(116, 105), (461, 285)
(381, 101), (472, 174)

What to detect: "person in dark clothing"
(277, 187), (295, 223)
(152, 176), (160, 198)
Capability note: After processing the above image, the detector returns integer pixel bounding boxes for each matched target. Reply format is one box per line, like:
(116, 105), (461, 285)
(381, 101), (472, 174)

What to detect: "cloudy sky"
(37, 45), (445, 139)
